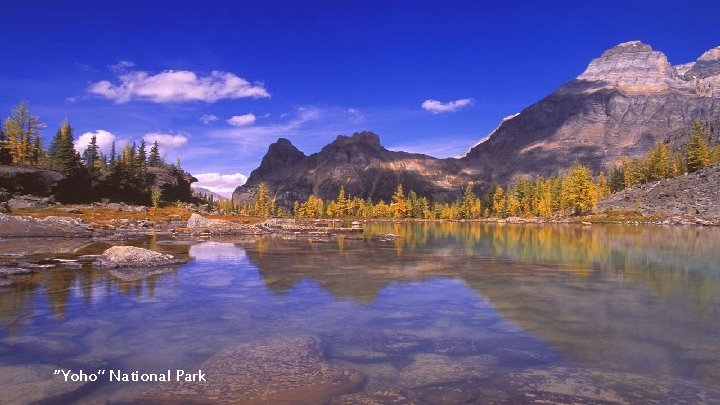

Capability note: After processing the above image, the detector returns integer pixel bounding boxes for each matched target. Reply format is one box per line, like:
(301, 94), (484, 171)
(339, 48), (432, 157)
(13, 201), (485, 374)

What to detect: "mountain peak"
(250, 137), (306, 178)
(570, 40), (676, 93)
(698, 46), (720, 62)
(600, 40), (653, 57)
(330, 131), (382, 149)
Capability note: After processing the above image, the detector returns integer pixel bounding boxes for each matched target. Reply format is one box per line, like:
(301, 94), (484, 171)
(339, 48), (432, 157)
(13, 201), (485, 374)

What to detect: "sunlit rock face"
(461, 41), (720, 184)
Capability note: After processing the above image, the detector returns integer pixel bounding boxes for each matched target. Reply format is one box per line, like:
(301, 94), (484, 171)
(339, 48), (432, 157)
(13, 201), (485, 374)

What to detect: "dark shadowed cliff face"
(461, 41), (720, 183)
(233, 132), (470, 207)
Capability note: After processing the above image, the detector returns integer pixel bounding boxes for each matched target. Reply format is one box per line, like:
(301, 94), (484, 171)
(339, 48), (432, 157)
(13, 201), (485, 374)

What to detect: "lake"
(1, 223), (719, 404)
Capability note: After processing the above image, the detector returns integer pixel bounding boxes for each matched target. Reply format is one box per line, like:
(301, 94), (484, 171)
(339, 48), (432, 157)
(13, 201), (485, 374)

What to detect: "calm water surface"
(1, 223), (719, 403)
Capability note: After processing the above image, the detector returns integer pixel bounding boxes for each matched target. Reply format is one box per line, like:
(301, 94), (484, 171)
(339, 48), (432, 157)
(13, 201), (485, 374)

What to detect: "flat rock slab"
(93, 246), (186, 268)
(143, 336), (365, 404)
(0, 364), (89, 404)
(0, 213), (91, 237)
(186, 213), (261, 235)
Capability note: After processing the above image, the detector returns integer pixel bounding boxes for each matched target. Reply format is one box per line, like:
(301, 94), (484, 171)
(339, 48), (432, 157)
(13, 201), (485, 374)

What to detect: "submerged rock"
(0, 365), (90, 404)
(143, 336), (365, 404)
(397, 353), (497, 389)
(331, 390), (417, 404)
(186, 213), (260, 235)
(93, 246), (186, 268)
(0, 279), (16, 289)
(0, 267), (35, 276)
(0, 213), (91, 237)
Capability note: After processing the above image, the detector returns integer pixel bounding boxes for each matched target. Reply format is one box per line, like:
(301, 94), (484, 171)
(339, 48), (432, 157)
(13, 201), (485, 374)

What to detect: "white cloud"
(75, 130), (116, 154)
(89, 69), (270, 103)
(199, 114), (219, 125)
(227, 113), (256, 127)
(143, 133), (188, 153)
(109, 60), (135, 73)
(346, 108), (364, 121)
(421, 98), (473, 114)
(193, 172), (248, 197)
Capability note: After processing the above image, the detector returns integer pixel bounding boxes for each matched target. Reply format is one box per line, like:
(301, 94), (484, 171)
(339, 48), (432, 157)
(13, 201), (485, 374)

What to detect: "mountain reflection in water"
(0, 223), (718, 403)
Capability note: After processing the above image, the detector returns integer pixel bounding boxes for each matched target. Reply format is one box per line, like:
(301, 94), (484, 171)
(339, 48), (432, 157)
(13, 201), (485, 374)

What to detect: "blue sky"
(1, 1), (719, 195)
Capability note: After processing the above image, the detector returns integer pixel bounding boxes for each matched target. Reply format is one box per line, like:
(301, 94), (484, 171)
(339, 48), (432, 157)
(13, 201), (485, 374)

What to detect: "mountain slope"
(460, 41), (720, 183)
(597, 163), (720, 220)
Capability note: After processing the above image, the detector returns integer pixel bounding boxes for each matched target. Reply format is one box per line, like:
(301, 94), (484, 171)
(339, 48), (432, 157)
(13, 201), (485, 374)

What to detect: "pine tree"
(252, 183), (275, 216)
(562, 162), (596, 215)
(336, 185), (349, 217)
(686, 122), (711, 173)
(49, 121), (82, 175)
(138, 140), (147, 167)
(82, 135), (102, 175)
(109, 140), (117, 164)
(492, 186), (505, 217)
(390, 184), (408, 219)
(460, 184), (481, 219)
(3, 101), (45, 166)
(0, 128), (10, 164)
(148, 140), (162, 166)
(608, 166), (625, 192)
(536, 179), (554, 218)
(646, 142), (672, 180)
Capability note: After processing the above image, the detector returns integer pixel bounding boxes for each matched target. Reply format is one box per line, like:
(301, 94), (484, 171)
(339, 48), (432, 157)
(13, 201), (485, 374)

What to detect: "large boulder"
(186, 213), (260, 235)
(143, 336), (365, 404)
(0, 213), (90, 237)
(0, 165), (66, 196)
(93, 246), (186, 268)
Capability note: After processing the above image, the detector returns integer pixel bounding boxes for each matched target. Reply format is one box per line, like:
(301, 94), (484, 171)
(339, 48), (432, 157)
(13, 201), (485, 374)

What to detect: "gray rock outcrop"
(143, 336), (365, 404)
(0, 213), (90, 237)
(597, 163), (720, 220)
(92, 246), (186, 268)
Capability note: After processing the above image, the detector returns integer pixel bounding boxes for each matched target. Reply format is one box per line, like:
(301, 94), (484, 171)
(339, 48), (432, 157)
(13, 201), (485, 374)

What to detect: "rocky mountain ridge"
(234, 41), (720, 206)
(233, 132), (470, 206)
(461, 41), (720, 183)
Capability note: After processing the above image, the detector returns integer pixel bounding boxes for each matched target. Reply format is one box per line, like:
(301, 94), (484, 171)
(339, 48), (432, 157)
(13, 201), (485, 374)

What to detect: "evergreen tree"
(82, 135), (102, 175)
(0, 128), (10, 164)
(49, 121), (82, 175)
(148, 140), (162, 166)
(336, 185), (349, 217)
(686, 122), (711, 173)
(109, 140), (117, 164)
(138, 140), (147, 167)
(608, 166), (625, 192)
